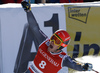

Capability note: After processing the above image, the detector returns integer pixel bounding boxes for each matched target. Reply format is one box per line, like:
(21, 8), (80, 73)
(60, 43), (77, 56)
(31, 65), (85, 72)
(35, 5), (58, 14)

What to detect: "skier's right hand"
(83, 63), (93, 71)
(21, 1), (31, 12)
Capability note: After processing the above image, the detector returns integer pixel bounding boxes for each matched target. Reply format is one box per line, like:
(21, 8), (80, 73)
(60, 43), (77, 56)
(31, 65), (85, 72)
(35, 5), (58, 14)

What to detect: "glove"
(21, 1), (31, 12)
(83, 63), (93, 71)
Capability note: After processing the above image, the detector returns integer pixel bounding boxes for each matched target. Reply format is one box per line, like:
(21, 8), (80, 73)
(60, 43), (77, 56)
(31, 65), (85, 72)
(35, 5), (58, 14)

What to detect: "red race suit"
(29, 39), (67, 73)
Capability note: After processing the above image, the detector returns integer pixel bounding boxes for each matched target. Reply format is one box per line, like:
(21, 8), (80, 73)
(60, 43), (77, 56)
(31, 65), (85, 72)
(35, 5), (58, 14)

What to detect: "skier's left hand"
(83, 63), (93, 71)
(21, 1), (31, 12)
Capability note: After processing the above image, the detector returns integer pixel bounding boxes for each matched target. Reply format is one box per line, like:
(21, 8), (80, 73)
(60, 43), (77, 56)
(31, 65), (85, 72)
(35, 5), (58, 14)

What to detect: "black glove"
(21, 1), (31, 12)
(83, 63), (93, 71)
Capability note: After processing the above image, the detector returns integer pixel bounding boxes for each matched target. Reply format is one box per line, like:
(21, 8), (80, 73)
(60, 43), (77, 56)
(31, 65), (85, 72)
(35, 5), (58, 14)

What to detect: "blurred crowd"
(0, 0), (100, 4)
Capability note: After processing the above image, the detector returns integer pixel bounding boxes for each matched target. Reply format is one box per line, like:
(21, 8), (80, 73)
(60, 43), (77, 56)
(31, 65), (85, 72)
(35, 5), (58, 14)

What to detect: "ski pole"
(72, 58), (99, 73)
(92, 69), (99, 73)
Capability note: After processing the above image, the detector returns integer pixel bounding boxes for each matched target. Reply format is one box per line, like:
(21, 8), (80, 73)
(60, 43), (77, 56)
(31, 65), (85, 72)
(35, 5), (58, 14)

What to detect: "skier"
(21, 1), (93, 73)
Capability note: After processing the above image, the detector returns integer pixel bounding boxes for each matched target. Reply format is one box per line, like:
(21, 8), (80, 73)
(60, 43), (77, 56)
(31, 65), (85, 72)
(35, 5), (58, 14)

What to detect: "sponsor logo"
(65, 37), (70, 41)
(59, 54), (64, 58)
(68, 6), (91, 23)
(39, 48), (59, 67)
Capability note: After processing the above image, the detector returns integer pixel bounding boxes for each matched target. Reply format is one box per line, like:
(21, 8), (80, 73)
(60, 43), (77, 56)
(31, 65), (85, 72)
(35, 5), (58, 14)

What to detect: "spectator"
(83, 0), (98, 2)
(35, 0), (41, 3)
(49, 0), (60, 3)
(0, 0), (3, 4)
(60, 0), (99, 3)
(17, 0), (23, 3)
(1, 0), (22, 4)
(41, 0), (46, 3)
(60, 0), (83, 3)
(30, 0), (35, 3)
(35, 0), (47, 3)
(46, 0), (50, 3)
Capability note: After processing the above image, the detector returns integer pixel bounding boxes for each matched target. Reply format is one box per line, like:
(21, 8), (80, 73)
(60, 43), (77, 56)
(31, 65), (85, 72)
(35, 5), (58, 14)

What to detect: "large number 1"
(14, 13), (59, 73)
(44, 14), (59, 33)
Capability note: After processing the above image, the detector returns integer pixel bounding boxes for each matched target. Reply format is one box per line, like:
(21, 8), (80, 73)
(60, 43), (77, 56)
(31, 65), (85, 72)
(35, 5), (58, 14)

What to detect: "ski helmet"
(51, 29), (71, 50)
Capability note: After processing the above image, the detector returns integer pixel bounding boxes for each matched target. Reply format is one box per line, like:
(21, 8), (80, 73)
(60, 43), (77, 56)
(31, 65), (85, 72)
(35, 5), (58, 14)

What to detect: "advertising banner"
(64, 5), (100, 58)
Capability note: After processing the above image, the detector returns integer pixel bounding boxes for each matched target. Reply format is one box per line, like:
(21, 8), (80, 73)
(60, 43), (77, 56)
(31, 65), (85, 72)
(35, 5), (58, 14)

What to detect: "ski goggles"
(50, 34), (70, 47)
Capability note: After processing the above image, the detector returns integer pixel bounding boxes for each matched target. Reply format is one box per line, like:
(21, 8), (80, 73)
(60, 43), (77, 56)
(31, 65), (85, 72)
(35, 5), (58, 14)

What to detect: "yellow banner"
(64, 5), (100, 58)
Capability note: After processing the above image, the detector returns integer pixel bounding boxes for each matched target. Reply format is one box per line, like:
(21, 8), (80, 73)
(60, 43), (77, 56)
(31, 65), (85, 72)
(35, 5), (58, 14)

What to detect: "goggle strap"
(55, 34), (63, 42)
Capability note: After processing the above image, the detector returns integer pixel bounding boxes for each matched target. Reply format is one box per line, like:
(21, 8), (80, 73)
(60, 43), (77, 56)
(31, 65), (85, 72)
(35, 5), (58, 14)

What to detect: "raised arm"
(21, 1), (48, 46)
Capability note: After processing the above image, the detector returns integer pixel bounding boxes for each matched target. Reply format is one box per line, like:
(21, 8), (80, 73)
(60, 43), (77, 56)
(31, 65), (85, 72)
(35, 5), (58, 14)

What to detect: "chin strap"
(57, 46), (64, 50)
